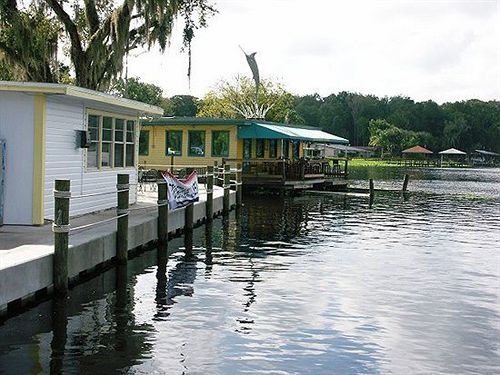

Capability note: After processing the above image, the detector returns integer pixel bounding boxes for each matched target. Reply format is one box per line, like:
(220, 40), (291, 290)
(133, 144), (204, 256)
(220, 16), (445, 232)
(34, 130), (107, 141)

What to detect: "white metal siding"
(44, 96), (137, 220)
(0, 92), (34, 224)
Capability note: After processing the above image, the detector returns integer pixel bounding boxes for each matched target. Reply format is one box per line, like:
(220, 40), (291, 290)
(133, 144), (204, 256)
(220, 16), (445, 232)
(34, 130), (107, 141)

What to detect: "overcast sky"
(127, 0), (500, 104)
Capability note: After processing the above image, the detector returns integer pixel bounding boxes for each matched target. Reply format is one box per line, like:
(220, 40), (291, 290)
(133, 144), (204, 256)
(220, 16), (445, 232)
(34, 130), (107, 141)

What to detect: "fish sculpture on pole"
(237, 46), (273, 119)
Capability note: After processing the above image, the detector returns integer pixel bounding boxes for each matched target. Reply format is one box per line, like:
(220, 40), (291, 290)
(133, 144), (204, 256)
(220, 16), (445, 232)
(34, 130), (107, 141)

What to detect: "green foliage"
(368, 119), (434, 155)
(0, 0), (216, 90)
(166, 95), (199, 116)
(113, 77), (164, 107)
(0, 3), (60, 82)
(295, 93), (499, 153)
(198, 76), (305, 123)
(114, 78), (201, 117)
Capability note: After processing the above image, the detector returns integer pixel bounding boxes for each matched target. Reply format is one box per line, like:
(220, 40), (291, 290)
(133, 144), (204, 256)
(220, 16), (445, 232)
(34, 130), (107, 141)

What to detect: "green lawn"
(348, 158), (398, 167)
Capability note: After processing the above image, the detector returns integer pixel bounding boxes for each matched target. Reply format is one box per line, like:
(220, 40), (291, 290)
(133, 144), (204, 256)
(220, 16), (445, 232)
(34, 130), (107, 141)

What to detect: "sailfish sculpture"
(240, 46), (260, 100)
(237, 46), (273, 119)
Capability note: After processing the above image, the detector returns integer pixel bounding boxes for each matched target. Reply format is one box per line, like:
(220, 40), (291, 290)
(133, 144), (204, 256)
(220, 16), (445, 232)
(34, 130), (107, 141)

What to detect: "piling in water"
(53, 179), (70, 296)
(157, 181), (168, 244)
(223, 164), (230, 215)
(402, 174), (410, 192)
(206, 165), (214, 221)
(116, 174), (129, 263)
(236, 162), (243, 207)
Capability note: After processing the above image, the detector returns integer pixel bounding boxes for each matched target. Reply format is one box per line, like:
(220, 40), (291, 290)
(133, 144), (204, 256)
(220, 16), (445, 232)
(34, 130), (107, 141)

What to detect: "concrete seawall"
(0, 188), (236, 317)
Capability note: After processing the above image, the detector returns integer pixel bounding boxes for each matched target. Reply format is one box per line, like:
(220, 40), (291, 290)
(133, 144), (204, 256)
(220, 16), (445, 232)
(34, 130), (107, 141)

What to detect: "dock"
(0, 185), (236, 318)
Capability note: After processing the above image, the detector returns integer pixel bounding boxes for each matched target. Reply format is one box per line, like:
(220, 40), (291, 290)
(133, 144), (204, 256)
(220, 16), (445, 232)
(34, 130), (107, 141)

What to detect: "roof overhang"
(0, 81), (164, 116)
(439, 148), (467, 155)
(238, 122), (349, 144)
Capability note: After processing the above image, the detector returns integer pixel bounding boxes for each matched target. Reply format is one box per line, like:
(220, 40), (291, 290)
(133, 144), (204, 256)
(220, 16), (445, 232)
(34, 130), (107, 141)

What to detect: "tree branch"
(45, 0), (83, 56)
(83, 0), (100, 35)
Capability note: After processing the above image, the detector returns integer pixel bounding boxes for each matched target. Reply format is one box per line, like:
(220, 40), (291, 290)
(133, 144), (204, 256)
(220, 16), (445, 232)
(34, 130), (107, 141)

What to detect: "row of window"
(139, 130), (230, 157)
(138, 130), (302, 159)
(87, 114), (136, 169)
(243, 139), (301, 159)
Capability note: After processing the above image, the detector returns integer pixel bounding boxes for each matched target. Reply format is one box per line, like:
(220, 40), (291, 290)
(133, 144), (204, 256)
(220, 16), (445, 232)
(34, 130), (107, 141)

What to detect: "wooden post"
(53, 179), (70, 295)
(214, 160), (219, 187)
(344, 159), (349, 179)
(369, 178), (374, 209)
(223, 164), (230, 215)
(116, 174), (129, 263)
(402, 174), (410, 192)
(236, 162), (242, 207)
(158, 181), (168, 243)
(185, 202), (194, 233)
(206, 165), (214, 221)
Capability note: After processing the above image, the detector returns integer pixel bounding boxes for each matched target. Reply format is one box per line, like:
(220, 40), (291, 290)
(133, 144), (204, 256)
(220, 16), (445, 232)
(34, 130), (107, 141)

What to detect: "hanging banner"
(162, 170), (199, 210)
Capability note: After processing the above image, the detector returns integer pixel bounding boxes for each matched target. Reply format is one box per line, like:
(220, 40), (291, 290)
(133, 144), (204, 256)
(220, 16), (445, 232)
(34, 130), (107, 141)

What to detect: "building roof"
(238, 122), (349, 144)
(142, 117), (349, 144)
(321, 144), (369, 152)
(439, 148), (467, 155)
(402, 145), (433, 154)
(0, 81), (164, 115)
(475, 149), (500, 157)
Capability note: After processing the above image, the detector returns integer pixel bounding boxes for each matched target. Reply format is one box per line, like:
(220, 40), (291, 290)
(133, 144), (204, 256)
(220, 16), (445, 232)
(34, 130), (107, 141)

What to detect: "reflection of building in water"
(243, 196), (310, 242)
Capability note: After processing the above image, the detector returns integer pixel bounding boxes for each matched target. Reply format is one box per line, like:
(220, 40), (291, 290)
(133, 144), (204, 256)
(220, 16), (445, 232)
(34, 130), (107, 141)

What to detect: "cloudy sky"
(128, 0), (499, 104)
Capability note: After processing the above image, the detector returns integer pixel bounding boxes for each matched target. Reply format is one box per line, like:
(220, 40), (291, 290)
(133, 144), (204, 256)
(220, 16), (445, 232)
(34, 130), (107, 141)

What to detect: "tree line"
(294, 93), (499, 154)
(116, 77), (499, 155)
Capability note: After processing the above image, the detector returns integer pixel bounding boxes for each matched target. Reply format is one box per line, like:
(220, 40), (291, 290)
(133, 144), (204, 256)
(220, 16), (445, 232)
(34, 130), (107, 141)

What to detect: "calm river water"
(1, 167), (499, 374)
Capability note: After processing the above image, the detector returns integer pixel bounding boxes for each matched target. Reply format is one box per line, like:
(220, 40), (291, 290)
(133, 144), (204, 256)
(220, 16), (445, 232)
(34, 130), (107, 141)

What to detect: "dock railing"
(223, 158), (346, 181)
(51, 163), (242, 295)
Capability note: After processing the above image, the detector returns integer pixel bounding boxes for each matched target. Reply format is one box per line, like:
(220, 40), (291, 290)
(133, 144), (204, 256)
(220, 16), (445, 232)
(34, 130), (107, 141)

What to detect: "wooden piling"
(53, 179), (70, 295)
(158, 180), (168, 243)
(223, 164), (230, 215)
(206, 165), (214, 221)
(214, 160), (219, 186)
(185, 202), (194, 232)
(116, 174), (129, 263)
(236, 162), (243, 207)
(402, 174), (410, 192)
(369, 178), (374, 197)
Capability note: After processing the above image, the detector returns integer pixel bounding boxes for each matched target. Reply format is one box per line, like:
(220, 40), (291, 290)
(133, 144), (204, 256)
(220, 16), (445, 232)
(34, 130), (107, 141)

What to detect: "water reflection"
(0, 169), (499, 374)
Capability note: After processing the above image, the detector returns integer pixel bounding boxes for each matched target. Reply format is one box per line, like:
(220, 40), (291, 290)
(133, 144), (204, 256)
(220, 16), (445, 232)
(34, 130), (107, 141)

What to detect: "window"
(139, 130), (149, 156)
(212, 131), (230, 157)
(87, 115), (99, 168)
(166, 130), (183, 155)
(85, 112), (136, 169)
(243, 139), (252, 159)
(256, 139), (265, 158)
(282, 140), (290, 159)
(114, 119), (125, 167)
(101, 117), (113, 167)
(188, 131), (205, 156)
(269, 139), (278, 158)
(292, 140), (300, 159)
(126, 120), (135, 167)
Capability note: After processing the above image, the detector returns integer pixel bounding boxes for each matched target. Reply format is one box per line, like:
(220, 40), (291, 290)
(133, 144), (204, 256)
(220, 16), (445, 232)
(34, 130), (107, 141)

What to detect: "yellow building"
(139, 117), (348, 167)
(139, 117), (349, 190)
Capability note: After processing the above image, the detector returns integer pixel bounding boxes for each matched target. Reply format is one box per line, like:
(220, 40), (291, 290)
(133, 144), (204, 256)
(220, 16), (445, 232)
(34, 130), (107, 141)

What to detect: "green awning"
(238, 122), (349, 144)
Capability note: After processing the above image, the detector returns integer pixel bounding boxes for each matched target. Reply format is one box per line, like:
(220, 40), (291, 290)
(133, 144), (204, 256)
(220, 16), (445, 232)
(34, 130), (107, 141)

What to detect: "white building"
(0, 81), (163, 225)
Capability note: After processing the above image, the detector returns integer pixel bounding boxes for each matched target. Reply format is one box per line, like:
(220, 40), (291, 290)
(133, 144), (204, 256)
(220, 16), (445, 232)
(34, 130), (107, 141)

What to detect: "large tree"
(0, 3), (61, 82)
(0, 0), (215, 90)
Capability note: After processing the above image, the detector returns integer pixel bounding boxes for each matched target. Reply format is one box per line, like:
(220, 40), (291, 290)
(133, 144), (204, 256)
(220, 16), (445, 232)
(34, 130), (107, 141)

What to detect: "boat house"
(139, 117), (349, 190)
(0, 81), (163, 225)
